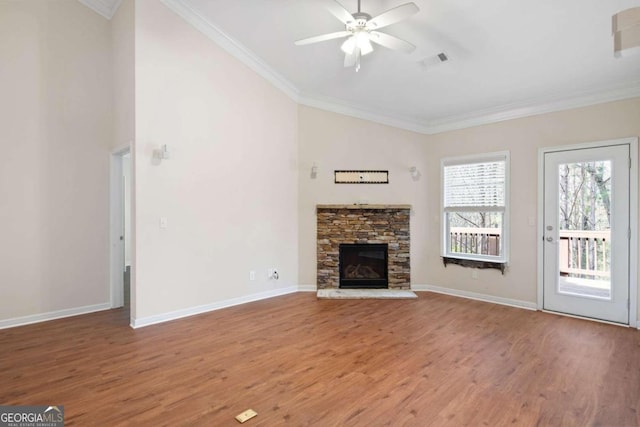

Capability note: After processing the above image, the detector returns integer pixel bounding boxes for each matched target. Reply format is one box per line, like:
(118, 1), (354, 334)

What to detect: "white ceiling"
(89, 0), (640, 133)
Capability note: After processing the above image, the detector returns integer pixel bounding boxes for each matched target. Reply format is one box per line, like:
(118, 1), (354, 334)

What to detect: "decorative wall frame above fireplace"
(334, 170), (389, 184)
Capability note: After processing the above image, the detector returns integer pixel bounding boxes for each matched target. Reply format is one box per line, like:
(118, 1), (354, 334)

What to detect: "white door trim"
(110, 145), (130, 311)
(537, 137), (638, 327)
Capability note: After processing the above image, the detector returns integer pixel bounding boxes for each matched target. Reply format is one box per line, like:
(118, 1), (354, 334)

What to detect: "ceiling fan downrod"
(352, 0), (371, 22)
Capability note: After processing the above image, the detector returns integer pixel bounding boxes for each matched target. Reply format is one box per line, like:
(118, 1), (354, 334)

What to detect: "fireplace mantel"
(316, 205), (411, 290)
(316, 204), (411, 210)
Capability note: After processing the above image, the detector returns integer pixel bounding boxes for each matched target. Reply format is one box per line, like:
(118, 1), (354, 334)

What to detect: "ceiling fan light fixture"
(341, 36), (356, 54)
(356, 32), (373, 55)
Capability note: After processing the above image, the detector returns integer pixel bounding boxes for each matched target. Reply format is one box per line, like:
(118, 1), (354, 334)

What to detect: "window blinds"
(444, 159), (506, 209)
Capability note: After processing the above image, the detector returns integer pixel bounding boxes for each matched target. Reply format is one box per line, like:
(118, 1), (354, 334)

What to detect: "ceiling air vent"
(420, 52), (449, 69)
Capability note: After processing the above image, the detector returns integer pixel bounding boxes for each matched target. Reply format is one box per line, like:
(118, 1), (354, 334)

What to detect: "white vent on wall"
(613, 7), (640, 57)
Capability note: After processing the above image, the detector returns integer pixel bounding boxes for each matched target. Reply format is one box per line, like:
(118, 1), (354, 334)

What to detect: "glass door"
(543, 145), (629, 324)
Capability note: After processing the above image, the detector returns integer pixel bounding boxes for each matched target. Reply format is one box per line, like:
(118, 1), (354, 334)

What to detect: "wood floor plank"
(1, 292), (639, 426)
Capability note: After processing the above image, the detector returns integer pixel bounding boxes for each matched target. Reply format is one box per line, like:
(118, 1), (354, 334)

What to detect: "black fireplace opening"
(339, 243), (388, 289)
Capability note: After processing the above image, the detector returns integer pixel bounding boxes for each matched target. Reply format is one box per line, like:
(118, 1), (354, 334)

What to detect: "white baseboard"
(414, 284), (640, 327)
(19, 286), (633, 331)
(0, 303), (112, 330)
(413, 284), (538, 311)
(130, 286), (299, 328)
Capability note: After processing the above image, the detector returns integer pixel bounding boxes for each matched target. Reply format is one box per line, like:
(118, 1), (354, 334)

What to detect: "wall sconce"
(310, 163), (318, 179)
(409, 166), (421, 181)
(153, 145), (170, 162)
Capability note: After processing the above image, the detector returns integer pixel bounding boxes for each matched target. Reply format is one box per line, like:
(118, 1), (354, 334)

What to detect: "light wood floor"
(1, 292), (639, 426)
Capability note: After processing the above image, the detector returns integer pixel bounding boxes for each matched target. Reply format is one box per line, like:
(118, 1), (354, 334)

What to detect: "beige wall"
(299, 98), (640, 321)
(133, 0), (299, 321)
(0, 0), (113, 322)
(111, 0), (134, 151)
(297, 106), (429, 287)
(426, 97), (640, 311)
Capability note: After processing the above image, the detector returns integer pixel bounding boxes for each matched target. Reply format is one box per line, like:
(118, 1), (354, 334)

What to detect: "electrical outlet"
(268, 268), (279, 280)
(159, 217), (168, 229)
(249, 271), (256, 281)
(471, 269), (479, 279)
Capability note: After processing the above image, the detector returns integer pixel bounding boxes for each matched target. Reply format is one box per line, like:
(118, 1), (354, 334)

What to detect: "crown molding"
(298, 93), (433, 134)
(423, 80), (640, 134)
(78, 0), (123, 20)
(299, 80), (640, 135)
(160, 0), (300, 102)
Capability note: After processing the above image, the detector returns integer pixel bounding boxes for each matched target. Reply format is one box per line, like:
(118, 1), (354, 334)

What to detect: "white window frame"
(441, 151), (510, 263)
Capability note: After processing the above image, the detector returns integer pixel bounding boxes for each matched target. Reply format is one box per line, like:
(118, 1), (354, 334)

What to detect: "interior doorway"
(110, 146), (132, 321)
(538, 138), (638, 325)
(122, 152), (131, 309)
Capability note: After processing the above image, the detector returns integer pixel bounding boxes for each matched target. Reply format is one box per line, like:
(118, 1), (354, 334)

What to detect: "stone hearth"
(316, 204), (411, 290)
(317, 289), (417, 299)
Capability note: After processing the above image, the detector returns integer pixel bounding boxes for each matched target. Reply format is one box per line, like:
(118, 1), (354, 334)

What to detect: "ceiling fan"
(294, 0), (419, 71)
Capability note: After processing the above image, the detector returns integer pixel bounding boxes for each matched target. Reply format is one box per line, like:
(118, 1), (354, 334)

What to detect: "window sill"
(442, 257), (506, 274)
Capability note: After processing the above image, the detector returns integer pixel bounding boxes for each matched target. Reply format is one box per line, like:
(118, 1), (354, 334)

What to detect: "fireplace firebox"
(339, 243), (388, 289)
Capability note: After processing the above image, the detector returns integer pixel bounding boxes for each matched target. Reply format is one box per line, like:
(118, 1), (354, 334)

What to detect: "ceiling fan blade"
(366, 3), (419, 30)
(326, 0), (355, 25)
(344, 49), (357, 67)
(369, 31), (415, 52)
(295, 31), (351, 46)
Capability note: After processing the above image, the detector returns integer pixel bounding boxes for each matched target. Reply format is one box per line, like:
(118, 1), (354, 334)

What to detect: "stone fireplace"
(316, 204), (411, 290)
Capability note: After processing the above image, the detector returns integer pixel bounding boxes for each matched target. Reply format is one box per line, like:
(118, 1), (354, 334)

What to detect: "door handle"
(546, 236), (553, 242)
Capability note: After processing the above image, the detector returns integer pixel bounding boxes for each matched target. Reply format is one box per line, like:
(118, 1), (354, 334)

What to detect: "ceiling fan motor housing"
(348, 12), (372, 30)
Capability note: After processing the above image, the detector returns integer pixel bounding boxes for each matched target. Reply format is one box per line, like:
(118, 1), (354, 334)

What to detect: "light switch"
(159, 217), (168, 229)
